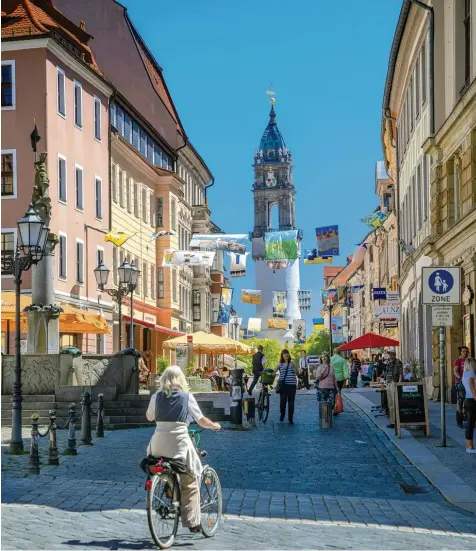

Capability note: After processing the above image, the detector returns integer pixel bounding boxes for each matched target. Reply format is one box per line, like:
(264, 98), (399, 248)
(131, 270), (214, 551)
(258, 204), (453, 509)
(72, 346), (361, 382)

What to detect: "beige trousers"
(180, 473), (201, 528)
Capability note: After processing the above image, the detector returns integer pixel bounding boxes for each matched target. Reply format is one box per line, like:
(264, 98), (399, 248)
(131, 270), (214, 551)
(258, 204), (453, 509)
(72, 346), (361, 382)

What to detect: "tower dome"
(257, 102), (288, 164)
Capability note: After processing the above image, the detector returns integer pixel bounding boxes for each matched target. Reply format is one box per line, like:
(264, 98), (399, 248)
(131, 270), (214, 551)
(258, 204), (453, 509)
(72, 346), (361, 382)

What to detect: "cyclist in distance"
(145, 366), (221, 533)
(248, 345), (266, 395)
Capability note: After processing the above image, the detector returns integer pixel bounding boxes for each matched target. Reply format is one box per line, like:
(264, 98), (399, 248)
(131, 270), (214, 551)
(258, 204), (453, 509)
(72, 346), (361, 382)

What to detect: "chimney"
(79, 20), (86, 31)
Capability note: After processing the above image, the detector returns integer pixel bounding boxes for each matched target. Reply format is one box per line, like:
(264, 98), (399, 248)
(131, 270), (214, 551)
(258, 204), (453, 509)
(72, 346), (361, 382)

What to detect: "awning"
(337, 332), (399, 351)
(122, 315), (184, 336)
(163, 331), (255, 355)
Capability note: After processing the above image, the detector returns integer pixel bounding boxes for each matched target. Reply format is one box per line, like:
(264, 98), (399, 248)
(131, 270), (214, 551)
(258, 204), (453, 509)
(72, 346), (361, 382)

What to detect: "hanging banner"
(162, 249), (215, 267)
(241, 289), (261, 304)
(190, 234), (247, 254)
(331, 316), (345, 344)
(315, 225), (339, 256)
(386, 291), (400, 304)
(216, 288), (233, 324)
(374, 305), (400, 322)
(228, 252), (249, 277)
(247, 317), (262, 332)
(268, 318), (287, 330)
(150, 231), (174, 240)
(321, 288), (337, 304)
(351, 285), (364, 293)
(272, 291), (287, 318)
(373, 288), (387, 300)
(313, 317), (325, 331)
(360, 211), (388, 229)
(293, 319), (306, 343)
(264, 230), (299, 261)
(304, 249), (333, 264)
(104, 231), (136, 247)
(298, 290), (312, 313)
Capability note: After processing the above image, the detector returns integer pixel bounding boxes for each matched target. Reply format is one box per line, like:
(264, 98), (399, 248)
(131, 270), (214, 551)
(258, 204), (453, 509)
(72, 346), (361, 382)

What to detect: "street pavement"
(2, 390), (476, 550)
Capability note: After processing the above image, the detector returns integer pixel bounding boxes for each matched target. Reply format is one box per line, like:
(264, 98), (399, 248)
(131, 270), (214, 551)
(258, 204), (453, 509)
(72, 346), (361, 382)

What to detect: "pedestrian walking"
(315, 353), (338, 409)
(331, 350), (349, 391)
(248, 345), (266, 395)
(274, 349), (300, 425)
(385, 348), (403, 384)
(454, 346), (469, 382)
(349, 353), (361, 388)
(462, 358), (476, 454)
(299, 349), (311, 390)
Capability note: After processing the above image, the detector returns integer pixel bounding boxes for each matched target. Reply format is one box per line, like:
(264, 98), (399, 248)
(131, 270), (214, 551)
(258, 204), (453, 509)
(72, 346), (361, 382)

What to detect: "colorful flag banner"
(162, 249), (215, 267)
(228, 252), (249, 277)
(315, 225), (339, 256)
(304, 249), (333, 264)
(373, 288), (387, 300)
(264, 230), (299, 261)
(331, 316), (345, 344)
(298, 290), (312, 313)
(272, 291), (287, 318)
(248, 317), (262, 332)
(321, 289), (337, 304)
(313, 317), (325, 331)
(360, 211), (388, 229)
(150, 231), (174, 240)
(241, 289), (261, 304)
(104, 231), (135, 247)
(268, 318), (287, 330)
(190, 234), (247, 254)
(216, 288), (233, 324)
(293, 319), (306, 343)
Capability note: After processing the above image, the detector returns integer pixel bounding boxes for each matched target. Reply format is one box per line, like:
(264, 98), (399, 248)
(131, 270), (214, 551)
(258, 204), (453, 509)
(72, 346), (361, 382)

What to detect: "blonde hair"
(464, 357), (476, 373)
(158, 365), (189, 396)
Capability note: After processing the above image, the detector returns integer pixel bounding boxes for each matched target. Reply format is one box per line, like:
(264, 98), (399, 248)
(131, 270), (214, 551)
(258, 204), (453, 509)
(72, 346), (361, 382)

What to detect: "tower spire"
(269, 97), (276, 125)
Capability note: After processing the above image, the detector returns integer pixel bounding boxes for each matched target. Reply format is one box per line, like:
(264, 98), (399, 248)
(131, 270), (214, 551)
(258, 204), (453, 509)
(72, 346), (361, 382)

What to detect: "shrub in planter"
(156, 356), (169, 375)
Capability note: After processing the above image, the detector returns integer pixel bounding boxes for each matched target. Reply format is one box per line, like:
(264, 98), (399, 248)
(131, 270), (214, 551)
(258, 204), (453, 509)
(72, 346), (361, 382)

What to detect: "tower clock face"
(266, 169), (277, 187)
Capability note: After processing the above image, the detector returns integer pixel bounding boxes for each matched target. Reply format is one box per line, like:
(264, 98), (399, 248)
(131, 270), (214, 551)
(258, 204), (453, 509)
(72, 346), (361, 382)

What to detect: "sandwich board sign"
(422, 267), (461, 305)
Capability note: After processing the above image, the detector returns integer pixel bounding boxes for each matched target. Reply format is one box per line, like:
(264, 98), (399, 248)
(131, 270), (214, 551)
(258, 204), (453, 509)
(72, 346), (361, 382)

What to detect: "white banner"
(228, 252), (249, 277)
(247, 318), (262, 332)
(162, 249), (215, 267)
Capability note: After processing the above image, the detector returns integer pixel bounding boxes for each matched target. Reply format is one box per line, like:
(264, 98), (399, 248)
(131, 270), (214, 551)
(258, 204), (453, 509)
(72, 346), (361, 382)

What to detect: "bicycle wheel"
(257, 391), (264, 421)
(147, 473), (180, 549)
(200, 466), (222, 537)
(262, 392), (270, 424)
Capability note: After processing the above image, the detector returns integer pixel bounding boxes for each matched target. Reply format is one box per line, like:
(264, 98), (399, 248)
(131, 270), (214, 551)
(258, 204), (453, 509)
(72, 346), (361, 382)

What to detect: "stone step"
(2, 402), (56, 411)
(1, 395), (56, 402)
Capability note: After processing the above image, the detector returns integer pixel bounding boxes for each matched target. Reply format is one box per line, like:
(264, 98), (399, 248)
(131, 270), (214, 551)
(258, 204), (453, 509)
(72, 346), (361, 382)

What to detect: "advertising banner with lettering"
(162, 249), (215, 267)
(264, 230), (299, 261)
(189, 234), (247, 254)
(331, 316), (345, 344)
(315, 225), (339, 256)
(241, 289), (261, 304)
(216, 288), (233, 324)
(304, 249), (333, 265)
(272, 291), (287, 318)
(268, 318), (287, 330)
(298, 290), (312, 313)
(227, 252), (249, 277)
(374, 305), (401, 322)
(247, 317), (262, 332)
(373, 288), (387, 300)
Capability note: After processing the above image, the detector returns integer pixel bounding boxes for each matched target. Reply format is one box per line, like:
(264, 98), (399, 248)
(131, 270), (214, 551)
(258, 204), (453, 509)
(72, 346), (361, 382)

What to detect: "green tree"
(304, 331), (331, 357)
(238, 338), (282, 372)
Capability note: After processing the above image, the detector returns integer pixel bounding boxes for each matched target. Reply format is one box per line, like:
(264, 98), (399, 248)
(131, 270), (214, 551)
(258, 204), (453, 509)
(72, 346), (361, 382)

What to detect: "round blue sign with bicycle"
(429, 269), (454, 295)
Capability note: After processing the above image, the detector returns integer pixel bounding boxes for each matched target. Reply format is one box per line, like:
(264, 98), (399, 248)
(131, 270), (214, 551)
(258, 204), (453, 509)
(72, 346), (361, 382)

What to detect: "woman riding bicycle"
(145, 366), (221, 533)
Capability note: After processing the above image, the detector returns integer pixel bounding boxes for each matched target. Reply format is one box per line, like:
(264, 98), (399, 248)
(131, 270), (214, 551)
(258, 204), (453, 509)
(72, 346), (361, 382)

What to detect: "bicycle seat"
(140, 455), (189, 475)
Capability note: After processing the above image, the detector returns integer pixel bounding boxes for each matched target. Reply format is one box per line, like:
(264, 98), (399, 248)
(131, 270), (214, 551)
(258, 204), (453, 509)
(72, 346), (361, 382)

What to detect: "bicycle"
(257, 368), (275, 423)
(142, 427), (222, 549)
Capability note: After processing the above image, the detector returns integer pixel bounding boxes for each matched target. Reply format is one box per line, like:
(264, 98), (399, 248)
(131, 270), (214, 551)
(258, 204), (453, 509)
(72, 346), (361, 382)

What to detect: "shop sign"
(373, 288), (387, 300)
(144, 313), (156, 325)
(386, 291), (400, 304)
(374, 305), (400, 322)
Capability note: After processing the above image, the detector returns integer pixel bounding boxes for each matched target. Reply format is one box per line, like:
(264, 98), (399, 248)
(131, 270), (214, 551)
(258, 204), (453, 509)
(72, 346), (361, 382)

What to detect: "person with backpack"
(248, 345), (266, 395)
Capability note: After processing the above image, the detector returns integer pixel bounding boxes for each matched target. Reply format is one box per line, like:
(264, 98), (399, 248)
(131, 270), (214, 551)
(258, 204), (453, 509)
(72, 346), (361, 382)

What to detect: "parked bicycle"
(257, 368), (275, 423)
(142, 427), (222, 549)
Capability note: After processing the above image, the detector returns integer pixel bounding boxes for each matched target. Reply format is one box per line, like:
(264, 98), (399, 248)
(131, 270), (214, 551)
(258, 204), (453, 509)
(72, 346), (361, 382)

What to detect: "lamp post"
(94, 259), (140, 350)
(327, 297), (334, 356)
(1, 205), (49, 454)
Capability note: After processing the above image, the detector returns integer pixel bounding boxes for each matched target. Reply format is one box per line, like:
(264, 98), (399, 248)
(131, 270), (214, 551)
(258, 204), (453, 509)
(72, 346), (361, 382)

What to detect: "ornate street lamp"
(2, 205), (49, 454)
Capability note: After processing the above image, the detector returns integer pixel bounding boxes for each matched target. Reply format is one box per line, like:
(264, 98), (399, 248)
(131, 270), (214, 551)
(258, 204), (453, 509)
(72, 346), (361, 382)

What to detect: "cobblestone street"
(2, 392), (476, 549)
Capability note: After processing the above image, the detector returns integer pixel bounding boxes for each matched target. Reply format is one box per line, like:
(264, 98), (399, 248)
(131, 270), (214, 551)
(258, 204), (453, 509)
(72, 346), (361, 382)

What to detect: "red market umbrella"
(336, 332), (399, 351)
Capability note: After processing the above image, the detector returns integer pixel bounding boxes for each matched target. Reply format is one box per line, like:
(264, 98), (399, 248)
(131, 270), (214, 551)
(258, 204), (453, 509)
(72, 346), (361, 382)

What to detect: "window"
(156, 197), (164, 227)
(133, 182), (139, 217)
(409, 83), (414, 132)
(1, 151), (16, 197)
(112, 163), (117, 203)
(151, 266), (155, 299)
(97, 247), (104, 268)
(59, 233), (67, 279)
(464, 0), (471, 85)
(142, 188), (147, 222)
(1, 61), (15, 109)
(116, 105), (124, 135)
(96, 334), (105, 354)
(154, 145), (162, 167)
(94, 97), (102, 141)
(134, 257), (141, 294)
(172, 269), (177, 302)
(132, 121), (140, 149)
(95, 177), (102, 219)
(158, 267), (164, 299)
(147, 135), (154, 163)
(57, 67), (66, 117)
(193, 291), (201, 321)
(150, 193), (155, 227)
(126, 177), (132, 213)
(143, 261), (148, 297)
(58, 155), (67, 202)
(124, 114), (132, 143)
(1, 231), (15, 275)
(74, 81), (83, 128)
(113, 247), (118, 285)
(423, 155), (429, 221)
(119, 170), (124, 208)
(412, 175), (417, 240)
(369, 246), (373, 263)
(140, 129), (147, 156)
(75, 165), (83, 210)
(415, 57), (420, 118)
(110, 102), (116, 128)
(171, 198), (176, 231)
(454, 157), (462, 222)
(76, 240), (84, 284)
(417, 163), (422, 229)
(422, 42), (427, 104)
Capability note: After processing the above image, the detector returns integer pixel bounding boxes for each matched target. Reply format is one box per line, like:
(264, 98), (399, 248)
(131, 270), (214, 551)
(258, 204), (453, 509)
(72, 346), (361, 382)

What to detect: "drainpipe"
(384, 111), (400, 283)
(204, 177), (215, 204)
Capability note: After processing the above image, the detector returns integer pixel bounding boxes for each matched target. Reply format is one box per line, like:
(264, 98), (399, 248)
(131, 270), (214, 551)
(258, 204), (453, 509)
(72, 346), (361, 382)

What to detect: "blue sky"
(122, 0), (402, 331)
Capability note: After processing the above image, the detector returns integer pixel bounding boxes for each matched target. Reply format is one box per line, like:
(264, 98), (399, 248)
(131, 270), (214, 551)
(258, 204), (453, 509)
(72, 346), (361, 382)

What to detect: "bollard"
(96, 393), (104, 438)
(48, 410), (59, 466)
(246, 397), (255, 427)
(319, 401), (333, 429)
(28, 413), (41, 475)
(230, 368), (244, 426)
(66, 403), (77, 455)
(81, 392), (93, 445)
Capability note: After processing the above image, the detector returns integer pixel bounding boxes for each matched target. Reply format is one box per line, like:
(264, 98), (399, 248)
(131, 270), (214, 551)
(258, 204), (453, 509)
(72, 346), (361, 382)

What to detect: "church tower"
(251, 99), (301, 339)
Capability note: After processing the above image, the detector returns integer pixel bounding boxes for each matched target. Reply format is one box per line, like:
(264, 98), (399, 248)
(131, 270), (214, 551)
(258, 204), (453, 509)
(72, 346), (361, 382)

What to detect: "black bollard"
(66, 403), (77, 455)
(247, 397), (256, 426)
(230, 368), (244, 426)
(48, 410), (59, 465)
(28, 413), (40, 475)
(81, 392), (93, 445)
(96, 393), (104, 438)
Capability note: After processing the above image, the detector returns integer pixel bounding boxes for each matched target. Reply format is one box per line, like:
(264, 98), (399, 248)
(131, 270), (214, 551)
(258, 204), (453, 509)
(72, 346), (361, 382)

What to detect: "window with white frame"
(119, 170), (124, 208)
(94, 97), (101, 141)
(59, 233), (67, 279)
(150, 192), (155, 227)
(133, 182), (139, 217)
(57, 67), (66, 117)
(193, 290), (201, 321)
(156, 197), (163, 227)
(417, 163), (423, 229)
(422, 41), (427, 105)
(158, 267), (164, 299)
(171, 198), (176, 231)
(112, 163), (117, 202)
(95, 177), (102, 219)
(172, 269), (177, 302)
(415, 57), (420, 119)
(58, 155), (67, 202)
(97, 247), (104, 268)
(423, 155), (429, 221)
(1, 61), (15, 109)
(76, 240), (84, 284)
(143, 261), (148, 297)
(1, 230), (16, 275)
(74, 81), (83, 128)
(151, 266), (155, 299)
(126, 177), (132, 213)
(1, 150), (16, 197)
(75, 165), (83, 210)
(142, 188), (147, 222)
(134, 256), (141, 294)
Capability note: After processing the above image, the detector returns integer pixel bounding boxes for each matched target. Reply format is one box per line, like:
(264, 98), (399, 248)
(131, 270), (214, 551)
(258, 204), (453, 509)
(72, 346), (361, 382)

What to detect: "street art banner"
(241, 289), (261, 304)
(321, 288), (338, 304)
(304, 249), (333, 264)
(373, 288), (387, 300)
(360, 211), (388, 229)
(313, 317), (325, 331)
(331, 316), (345, 344)
(216, 288), (233, 324)
(272, 291), (287, 318)
(298, 290), (312, 313)
(162, 249), (215, 267)
(264, 230), (299, 261)
(293, 319), (306, 343)
(315, 225), (339, 256)
(268, 318), (287, 330)
(104, 231), (136, 247)
(189, 234), (247, 254)
(247, 317), (262, 332)
(150, 231), (174, 240)
(227, 252), (249, 277)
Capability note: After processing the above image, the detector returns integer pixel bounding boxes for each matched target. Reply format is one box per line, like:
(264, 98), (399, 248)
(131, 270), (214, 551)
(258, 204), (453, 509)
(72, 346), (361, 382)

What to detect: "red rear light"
(145, 479), (152, 491)
(150, 465), (164, 474)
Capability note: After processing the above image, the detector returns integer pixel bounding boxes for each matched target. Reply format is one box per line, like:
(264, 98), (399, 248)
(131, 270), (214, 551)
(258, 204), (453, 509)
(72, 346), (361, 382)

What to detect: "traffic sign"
(431, 305), (453, 327)
(422, 267), (461, 305)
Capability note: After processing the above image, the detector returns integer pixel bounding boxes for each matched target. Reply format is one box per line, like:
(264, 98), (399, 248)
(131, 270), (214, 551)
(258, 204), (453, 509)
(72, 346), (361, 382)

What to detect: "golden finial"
(266, 86), (276, 105)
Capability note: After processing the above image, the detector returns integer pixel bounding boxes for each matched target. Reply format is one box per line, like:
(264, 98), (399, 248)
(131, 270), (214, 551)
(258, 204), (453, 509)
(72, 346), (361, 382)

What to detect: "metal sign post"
(439, 327), (446, 447)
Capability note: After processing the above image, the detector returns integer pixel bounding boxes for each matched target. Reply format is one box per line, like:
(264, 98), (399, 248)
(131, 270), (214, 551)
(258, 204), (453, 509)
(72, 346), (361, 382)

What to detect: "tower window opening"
(269, 203), (279, 229)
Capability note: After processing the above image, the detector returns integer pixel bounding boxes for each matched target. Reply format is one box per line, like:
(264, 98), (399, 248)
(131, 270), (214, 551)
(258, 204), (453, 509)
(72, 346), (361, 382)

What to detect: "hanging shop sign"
(189, 234), (247, 254)
(315, 225), (339, 256)
(162, 249), (215, 267)
(374, 305), (401, 322)
(373, 288), (387, 300)
(386, 291), (400, 304)
(264, 230), (299, 261)
(241, 289), (261, 304)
